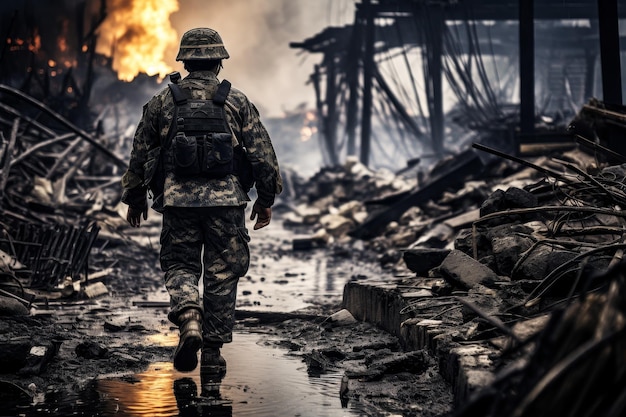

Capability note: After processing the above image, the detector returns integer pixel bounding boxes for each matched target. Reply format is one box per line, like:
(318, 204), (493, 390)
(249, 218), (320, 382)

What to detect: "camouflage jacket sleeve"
(227, 89), (282, 208)
(120, 94), (164, 208)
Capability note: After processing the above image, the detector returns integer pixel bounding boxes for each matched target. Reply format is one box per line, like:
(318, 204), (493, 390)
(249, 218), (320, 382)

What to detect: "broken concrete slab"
(439, 250), (500, 290)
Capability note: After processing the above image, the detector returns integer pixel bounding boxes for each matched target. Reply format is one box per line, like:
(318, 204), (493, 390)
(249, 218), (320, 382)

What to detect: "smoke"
(169, 0), (355, 117)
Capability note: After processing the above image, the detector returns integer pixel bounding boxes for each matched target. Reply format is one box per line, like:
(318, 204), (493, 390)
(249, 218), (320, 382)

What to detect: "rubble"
(276, 98), (626, 416)
(0, 33), (625, 413)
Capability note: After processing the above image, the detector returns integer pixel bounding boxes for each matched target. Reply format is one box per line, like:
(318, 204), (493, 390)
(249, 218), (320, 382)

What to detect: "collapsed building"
(280, 1), (626, 416)
(1, 0), (626, 416)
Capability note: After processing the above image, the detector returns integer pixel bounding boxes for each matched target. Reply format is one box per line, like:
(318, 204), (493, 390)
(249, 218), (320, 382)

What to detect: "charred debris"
(0, 0), (165, 306)
(1, 0), (626, 415)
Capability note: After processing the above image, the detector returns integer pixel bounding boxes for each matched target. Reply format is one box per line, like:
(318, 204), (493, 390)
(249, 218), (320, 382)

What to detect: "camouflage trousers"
(160, 206), (250, 346)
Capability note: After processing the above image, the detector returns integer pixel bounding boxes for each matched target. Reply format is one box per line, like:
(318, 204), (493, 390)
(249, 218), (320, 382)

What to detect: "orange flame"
(97, 0), (179, 82)
(300, 111), (318, 142)
(7, 29), (40, 53)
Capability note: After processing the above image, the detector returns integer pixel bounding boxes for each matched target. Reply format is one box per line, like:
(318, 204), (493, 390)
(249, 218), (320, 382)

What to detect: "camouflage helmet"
(176, 28), (230, 61)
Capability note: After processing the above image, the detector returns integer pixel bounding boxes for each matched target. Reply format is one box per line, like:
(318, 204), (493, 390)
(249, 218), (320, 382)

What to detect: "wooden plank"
(350, 148), (483, 240)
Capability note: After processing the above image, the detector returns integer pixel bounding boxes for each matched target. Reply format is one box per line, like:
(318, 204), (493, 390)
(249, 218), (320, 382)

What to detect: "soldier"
(121, 27), (282, 376)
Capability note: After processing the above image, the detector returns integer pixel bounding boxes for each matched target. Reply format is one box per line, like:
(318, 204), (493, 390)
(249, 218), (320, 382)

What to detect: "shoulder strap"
(168, 83), (188, 105)
(213, 80), (231, 106)
(163, 84), (184, 150)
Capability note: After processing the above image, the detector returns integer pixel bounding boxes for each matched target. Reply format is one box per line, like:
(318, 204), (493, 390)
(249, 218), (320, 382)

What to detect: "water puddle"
(5, 332), (366, 416)
(96, 332), (366, 417)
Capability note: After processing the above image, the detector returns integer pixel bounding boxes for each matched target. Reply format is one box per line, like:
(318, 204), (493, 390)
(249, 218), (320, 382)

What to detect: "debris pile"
(282, 99), (626, 416)
(282, 155), (417, 246)
(441, 143), (626, 417)
(0, 84), (142, 305)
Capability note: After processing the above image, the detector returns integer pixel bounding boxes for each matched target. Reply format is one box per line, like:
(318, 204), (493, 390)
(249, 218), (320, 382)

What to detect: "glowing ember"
(7, 31), (40, 53)
(300, 111), (318, 142)
(97, 0), (179, 82)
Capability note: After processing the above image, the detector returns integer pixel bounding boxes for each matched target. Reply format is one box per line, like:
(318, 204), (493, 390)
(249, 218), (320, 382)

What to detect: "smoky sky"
(0, 0), (355, 117)
(168, 0), (355, 116)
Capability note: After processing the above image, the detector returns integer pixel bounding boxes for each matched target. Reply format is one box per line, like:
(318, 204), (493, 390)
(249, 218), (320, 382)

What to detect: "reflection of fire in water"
(300, 111), (317, 142)
(97, 0), (179, 81)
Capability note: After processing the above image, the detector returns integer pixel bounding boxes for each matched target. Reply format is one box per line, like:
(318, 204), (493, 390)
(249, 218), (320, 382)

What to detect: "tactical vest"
(166, 79), (234, 178)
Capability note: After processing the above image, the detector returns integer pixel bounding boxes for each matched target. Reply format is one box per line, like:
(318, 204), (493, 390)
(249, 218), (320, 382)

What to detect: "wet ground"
(0, 209), (453, 416)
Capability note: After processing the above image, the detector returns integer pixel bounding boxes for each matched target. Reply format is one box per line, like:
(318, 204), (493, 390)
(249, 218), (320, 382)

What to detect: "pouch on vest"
(174, 132), (201, 176)
(204, 133), (234, 175)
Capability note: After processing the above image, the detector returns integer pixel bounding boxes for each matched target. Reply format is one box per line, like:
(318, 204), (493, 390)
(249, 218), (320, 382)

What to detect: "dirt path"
(0, 212), (453, 416)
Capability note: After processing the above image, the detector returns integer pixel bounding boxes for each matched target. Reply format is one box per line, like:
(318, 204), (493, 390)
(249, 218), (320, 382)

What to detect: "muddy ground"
(0, 208), (453, 416)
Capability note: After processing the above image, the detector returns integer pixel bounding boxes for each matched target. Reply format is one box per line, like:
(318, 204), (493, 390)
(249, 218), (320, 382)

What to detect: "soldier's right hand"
(127, 205), (148, 227)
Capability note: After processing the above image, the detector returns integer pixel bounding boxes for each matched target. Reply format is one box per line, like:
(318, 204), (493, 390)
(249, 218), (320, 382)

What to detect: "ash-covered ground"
(0, 208), (453, 417)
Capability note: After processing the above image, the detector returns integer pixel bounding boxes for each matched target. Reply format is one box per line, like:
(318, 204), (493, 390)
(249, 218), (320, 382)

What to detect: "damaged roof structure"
(0, 0), (163, 305)
(283, 0), (626, 415)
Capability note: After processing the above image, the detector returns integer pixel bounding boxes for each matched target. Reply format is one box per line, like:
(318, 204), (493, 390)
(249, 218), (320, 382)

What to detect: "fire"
(97, 0), (179, 82)
(6, 30), (40, 53)
(300, 111), (318, 142)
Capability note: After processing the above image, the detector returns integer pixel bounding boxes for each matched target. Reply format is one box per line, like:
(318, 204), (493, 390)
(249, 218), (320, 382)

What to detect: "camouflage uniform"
(121, 69), (282, 345)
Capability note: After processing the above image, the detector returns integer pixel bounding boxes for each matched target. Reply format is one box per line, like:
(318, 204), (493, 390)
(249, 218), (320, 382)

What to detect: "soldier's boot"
(173, 308), (203, 372)
(200, 346), (226, 378)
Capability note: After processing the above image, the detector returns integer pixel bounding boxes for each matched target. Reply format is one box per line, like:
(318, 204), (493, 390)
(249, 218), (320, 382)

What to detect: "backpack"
(142, 75), (255, 210)
(167, 79), (235, 178)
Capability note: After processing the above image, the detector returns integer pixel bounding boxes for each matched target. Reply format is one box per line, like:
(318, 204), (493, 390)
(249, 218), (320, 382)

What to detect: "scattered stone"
(83, 282), (108, 299)
(439, 250), (499, 290)
(17, 340), (61, 376)
(511, 244), (578, 281)
(319, 213), (354, 238)
(0, 296), (30, 316)
(0, 339), (31, 373)
(490, 234), (534, 276)
(304, 349), (334, 376)
(75, 341), (108, 359)
(403, 248), (451, 276)
(362, 350), (431, 381)
(504, 186), (538, 208)
(325, 309), (357, 327)
(413, 223), (455, 249)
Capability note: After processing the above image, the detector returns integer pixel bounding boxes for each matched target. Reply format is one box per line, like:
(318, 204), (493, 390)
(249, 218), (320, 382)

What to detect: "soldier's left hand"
(250, 201), (271, 230)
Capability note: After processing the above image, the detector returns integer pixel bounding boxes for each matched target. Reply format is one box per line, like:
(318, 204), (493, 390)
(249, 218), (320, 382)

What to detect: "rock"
(490, 234), (534, 276)
(294, 204), (322, 225)
(75, 341), (109, 359)
(511, 245), (578, 281)
(390, 229), (418, 247)
(440, 250), (499, 290)
(0, 296), (30, 316)
(326, 309), (357, 327)
(17, 340), (61, 376)
(0, 340), (31, 372)
(292, 236), (327, 251)
(480, 189), (506, 217)
(414, 223), (455, 249)
(83, 282), (108, 298)
(104, 319), (127, 332)
(363, 350), (431, 381)
(305, 349), (334, 376)
(454, 228), (491, 260)
(337, 201), (361, 219)
(403, 248), (451, 276)
(504, 186), (538, 209)
(319, 213), (354, 238)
